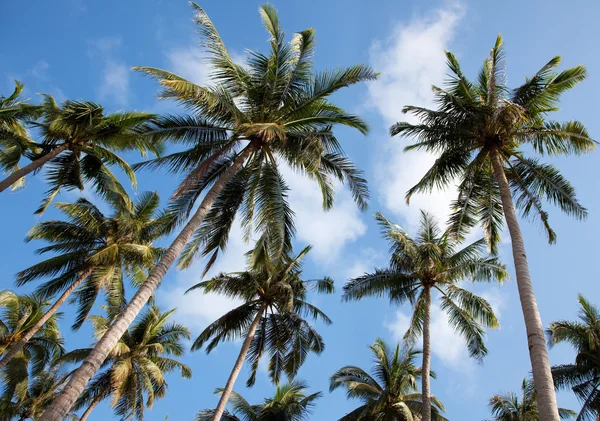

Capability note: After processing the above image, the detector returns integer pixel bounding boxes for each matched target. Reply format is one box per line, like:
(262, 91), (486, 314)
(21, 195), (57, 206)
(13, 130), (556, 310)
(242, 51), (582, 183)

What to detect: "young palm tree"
(61, 305), (191, 421)
(0, 192), (165, 371)
(391, 35), (595, 420)
(0, 365), (76, 421)
(0, 81), (42, 189)
(189, 244), (333, 421)
(196, 380), (321, 421)
(548, 294), (600, 420)
(343, 211), (506, 421)
(0, 95), (157, 214)
(488, 378), (575, 421)
(330, 338), (446, 421)
(0, 291), (64, 380)
(40, 4), (376, 420)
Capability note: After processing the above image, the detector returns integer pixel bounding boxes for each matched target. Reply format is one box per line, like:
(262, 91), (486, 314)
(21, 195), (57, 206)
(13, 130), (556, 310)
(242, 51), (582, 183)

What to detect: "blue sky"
(2, 0), (600, 420)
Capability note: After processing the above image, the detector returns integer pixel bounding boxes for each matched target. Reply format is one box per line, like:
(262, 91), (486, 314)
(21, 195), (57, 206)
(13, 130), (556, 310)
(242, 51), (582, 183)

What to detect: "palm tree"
(40, 4), (377, 420)
(548, 294), (600, 420)
(0, 365), (76, 421)
(330, 338), (446, 421)
(488, 378), (575, 420)
(188, 244), (333, 421)
(0, 95), (157, 214)
(391, 35), (595, 420)
(0, 192), (165, 371)
(343, 211), (506, 421)
(0, 81), (42, 189)
(196, 380), (321, 421)
(0, 291), (63, 379)
(61, 305), (191, 421)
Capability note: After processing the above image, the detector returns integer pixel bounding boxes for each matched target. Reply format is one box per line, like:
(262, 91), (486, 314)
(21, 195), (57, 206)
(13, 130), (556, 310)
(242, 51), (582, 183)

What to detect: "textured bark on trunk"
(0, 268), (93, 371)
(39, 144), (257, 421)
(0, 144), (68, 192)
(212, 303), (267, 421)
(421, 286), (432, 421)
(491, 151), (559, 421)
(78, 394), (102, 421)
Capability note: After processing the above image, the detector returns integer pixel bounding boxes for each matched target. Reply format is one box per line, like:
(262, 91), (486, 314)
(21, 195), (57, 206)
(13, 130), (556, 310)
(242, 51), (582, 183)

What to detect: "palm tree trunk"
(39, 143), (258, 421)
(0, 268), (93, 370)
(421, 286), (432, 421)
(78, 395), (102, 421)
(212, 302), (267, 421)
(0, 144), (68, 192)
(491, 151), (559, 421)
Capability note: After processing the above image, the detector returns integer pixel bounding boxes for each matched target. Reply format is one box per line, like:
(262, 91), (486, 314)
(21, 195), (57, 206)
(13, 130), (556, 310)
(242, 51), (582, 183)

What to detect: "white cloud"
(367, 4), (464, 230)
(89, 36), (131, 106)
(281, 165), (367, 264)
(167, 47), (212, 86)
(342, 247), (385, 279)
(28, 60), (50, 80)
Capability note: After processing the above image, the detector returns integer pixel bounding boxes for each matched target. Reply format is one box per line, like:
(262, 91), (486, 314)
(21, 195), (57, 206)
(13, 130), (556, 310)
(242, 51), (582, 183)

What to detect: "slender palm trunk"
(421, 286), (432, 421)
(78, 395), (102, 421)
(0, 144), (68, 192)
(212, 303), (267, 421)
(491, 151), (559, 421)
(39, 144), (257, 421)
(0, 268), (93, 371)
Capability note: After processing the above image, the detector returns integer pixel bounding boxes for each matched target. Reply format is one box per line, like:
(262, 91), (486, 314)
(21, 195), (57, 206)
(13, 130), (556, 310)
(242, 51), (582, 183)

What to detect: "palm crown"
(135, 2), (377, 270)
(17, 192), (166, 330)
(196, 380), (321, 421)
(548, 295), (600, 421)
(1, 94), (157, 213)
(62, 305), (192, 421)
(188, 244), (334, 386)
(391, 35), (595, 252)
(330, 338), (446, 421)
(487, 378), (575, 421)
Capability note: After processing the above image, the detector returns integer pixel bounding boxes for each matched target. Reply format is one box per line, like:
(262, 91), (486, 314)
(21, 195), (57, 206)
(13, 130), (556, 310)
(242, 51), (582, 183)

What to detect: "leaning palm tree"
(343, 211), (506, 421)
(0, 192), (165, 371)
(330, 338), (446, 421)
(391, 35), (595, 420)
(40, 4), (376, 420)
(548, 294), (600, 420)
(488, 378), (575, 421)
(0, 291), (63, 381)
(0, 81), (42, 189)
(189, 244), (333, 421)
(0, 95), (157, 214)
(196, 380), (321, 421)
(61, 305), (191, 421)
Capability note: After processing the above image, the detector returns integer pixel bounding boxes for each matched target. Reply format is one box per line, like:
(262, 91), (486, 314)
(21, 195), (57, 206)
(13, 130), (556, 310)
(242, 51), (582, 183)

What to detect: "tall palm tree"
(391, 35), (595, 420)
(0, 192), (165, 371)
(40, 4), (377, 420)
(487, 378), (575, 421)
(330, 338), (446, 421)
(0, 365), (76, 421)
(0, 81), (42, 189)
(0, 291), (64, 380)
(61, 305), (191, 421)
(0, 95), (157, 214)
(548, 294), (600, 420)
(196, 380), (321, 421)
(343, 211), (506, 421)
(188, 244), (333, 421)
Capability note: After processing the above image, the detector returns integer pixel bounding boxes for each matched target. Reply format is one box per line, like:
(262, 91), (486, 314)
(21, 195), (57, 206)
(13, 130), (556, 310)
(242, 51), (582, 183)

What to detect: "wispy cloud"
(367, 4), (464, 230)
(89, 36), (131, 106)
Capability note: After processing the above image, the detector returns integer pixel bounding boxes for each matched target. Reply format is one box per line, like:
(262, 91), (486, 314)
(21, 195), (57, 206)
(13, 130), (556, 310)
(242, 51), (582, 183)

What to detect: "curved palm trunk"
(78, 394), (102, 421)
(421, 287), (432, 421)
(212, 303), (267, 421)
(0, 144), (68, 192)
(0, 268), (93, 371)
(491, 151), (559, 421)
(39, 144), (257, 421)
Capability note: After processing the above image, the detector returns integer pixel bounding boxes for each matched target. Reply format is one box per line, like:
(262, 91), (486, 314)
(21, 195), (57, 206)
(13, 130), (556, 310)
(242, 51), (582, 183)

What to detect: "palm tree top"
(392, 34), (596, 251)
